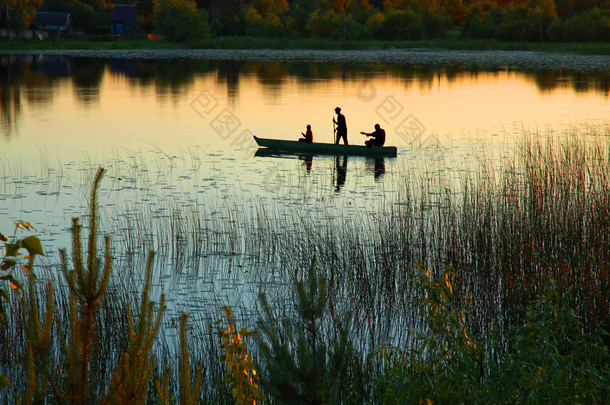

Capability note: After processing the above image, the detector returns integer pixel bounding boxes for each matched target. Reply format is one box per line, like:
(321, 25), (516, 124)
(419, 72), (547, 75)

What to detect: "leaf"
(0, 275), (22, 290)
(1, 260), (17, 271)
(22, 236), (44, 256)
(0, 288), (9, 303)
(0, 375), (11, 388)
(5, 243), (20, 257)
(20, 265), (37, 279)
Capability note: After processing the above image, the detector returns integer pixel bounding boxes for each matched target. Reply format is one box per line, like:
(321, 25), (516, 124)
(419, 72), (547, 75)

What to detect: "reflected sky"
(1, 55), (608, 148)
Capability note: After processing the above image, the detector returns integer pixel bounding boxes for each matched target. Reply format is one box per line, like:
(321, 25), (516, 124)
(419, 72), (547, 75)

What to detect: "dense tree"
(153, 0), (211, 42)
(191, 0), (610, 41)
(202, 0), (244, 35)
(254, 0), (289, 15)
(1, 0), (44, 33)
(136, 0), (156, 33)
(41, 0), (111, 34)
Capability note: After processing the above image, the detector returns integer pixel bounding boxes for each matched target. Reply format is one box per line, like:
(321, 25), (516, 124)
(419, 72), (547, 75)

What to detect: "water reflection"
(369, 157), (386, 180)
(335, 155), (348, 192)
(299, 155), (313, 173)
(72, 58), (105, 105)
(254, 150), (391, 191)
(1, 54), (609, 136)
(216, 61), (241, 104)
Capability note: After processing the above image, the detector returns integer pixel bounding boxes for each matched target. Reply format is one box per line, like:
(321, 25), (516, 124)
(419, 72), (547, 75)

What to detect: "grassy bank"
(1, 35), (610, 55)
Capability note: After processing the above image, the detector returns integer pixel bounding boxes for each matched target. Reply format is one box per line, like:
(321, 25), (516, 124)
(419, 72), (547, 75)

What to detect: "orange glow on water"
(3, 60), (607, 161)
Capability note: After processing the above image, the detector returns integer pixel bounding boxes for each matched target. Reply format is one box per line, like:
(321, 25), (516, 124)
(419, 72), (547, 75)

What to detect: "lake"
(1, 51), (609, 335)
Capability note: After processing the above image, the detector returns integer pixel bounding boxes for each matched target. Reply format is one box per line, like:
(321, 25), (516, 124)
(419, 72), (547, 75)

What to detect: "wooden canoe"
(253, 136), (397, 157)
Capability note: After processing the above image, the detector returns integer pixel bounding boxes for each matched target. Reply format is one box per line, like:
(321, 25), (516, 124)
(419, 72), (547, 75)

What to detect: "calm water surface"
(1, 54), (608, 326)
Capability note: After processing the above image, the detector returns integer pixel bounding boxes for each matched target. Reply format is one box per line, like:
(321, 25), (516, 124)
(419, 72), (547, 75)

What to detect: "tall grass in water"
(2, 127), (609, 402)
(0, 167), (208, 403)
(101, 127), (610, 350)
(443, 134), (610, 337)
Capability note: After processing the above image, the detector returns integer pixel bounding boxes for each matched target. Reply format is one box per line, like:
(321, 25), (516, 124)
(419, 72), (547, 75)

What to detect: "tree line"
(3, 0), (610, 42)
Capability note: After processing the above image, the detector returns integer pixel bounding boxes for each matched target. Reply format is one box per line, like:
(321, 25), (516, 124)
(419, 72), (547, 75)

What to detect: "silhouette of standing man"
(333, 107), (348, 145)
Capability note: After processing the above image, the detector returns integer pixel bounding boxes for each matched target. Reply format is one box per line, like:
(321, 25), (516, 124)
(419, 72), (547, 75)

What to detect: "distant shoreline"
(3, 48), (610, 72)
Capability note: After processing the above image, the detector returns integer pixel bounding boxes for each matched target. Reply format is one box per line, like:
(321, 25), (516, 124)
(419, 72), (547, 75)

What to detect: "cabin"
(33, 12), (73, 37)
(110, 5), (139, 36)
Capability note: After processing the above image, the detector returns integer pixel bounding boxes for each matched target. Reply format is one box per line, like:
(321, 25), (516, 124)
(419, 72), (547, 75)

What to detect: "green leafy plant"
(380, 264), (484, 404)
(0, 221), (45, 395)
(217, 306), (262, 405)
(489, 278), (610, 403)
(1, 221), (44, 311)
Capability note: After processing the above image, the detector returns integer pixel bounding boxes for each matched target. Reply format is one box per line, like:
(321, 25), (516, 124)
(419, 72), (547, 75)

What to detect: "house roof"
(34, 12), (72, 29)
(111, 5), (138, 26)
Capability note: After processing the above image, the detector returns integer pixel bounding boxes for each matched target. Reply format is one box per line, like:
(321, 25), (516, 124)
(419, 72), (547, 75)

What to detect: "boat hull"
(253, 136), (397, 157)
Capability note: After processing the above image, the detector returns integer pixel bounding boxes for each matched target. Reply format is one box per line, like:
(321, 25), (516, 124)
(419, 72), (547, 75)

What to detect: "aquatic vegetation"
(1, 127), (609, 402)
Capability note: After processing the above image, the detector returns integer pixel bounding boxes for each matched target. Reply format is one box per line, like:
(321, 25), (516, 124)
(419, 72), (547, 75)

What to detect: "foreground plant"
(103, 251), (166, 404)
(381, 264), (484, 404)
(0, 221), (46, 401)
(1, 221), (44, 322)
(59, 167), (113, 403)
(381, 265), (610, 404)
(257, 257), (355, 404)
(217, 306), (261, 405)
(1, 167), (171, 403)
(157, 313), (204, 405)
(489, 279), (610, 403)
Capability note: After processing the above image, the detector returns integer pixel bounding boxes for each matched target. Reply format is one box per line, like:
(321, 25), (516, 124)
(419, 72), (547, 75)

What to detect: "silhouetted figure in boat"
(335, 155), (348, 192)
(299, 124), (313, 143)
(333, 107), (348, 145)
(361, 124), (386, 147)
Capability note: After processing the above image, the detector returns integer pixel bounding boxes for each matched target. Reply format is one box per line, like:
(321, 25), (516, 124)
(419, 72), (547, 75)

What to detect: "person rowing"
(360, 124), (385, 147)
(333, 107), (348, 145)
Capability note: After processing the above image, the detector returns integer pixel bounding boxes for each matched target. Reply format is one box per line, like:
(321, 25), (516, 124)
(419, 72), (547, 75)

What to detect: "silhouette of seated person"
(360, 124), (386, 147)
(299, 124), (313, 143)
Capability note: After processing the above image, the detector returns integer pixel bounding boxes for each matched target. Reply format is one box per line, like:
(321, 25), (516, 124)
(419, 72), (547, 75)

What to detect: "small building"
(110, 5), (139, 36)
(33, 12), (73, 36)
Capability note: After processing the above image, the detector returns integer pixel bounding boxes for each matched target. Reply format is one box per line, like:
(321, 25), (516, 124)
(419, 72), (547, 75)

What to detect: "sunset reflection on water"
(1, 55), (608, 157)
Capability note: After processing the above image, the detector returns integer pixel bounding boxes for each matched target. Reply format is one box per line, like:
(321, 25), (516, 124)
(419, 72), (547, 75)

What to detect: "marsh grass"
(1, 126), (609, 402)
(90, 126), (610, 352)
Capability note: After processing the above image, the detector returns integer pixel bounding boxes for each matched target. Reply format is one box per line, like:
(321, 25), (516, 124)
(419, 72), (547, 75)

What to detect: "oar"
(332, 117), (336, 144)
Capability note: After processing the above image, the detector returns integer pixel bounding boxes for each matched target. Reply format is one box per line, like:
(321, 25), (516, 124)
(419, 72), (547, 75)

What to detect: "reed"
(1, 126), (609, 402)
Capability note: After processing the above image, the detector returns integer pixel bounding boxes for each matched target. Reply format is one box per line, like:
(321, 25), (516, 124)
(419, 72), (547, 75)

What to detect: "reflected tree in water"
(0, 55), (608, 136)
(70, 58), (106, 105)
(215, 60), (241, 105)
(0, 57), (26, 136)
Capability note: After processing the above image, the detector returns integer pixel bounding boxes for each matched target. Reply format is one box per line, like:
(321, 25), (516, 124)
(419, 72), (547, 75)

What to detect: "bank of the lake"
(3, 47), (610, 72)
(1, 36), (610, 56)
